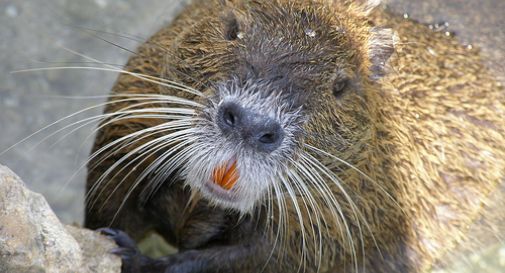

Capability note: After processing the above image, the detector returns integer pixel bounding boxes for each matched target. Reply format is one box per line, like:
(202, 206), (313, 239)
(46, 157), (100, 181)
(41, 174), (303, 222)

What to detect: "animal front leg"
(101, 227), (275, 273)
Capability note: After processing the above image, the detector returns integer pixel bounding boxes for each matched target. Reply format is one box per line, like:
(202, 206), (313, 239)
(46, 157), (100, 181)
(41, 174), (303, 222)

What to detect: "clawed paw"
(98, 228), (143, 272)
(97, 228), (189, 273)
(99, 228), (138, 253)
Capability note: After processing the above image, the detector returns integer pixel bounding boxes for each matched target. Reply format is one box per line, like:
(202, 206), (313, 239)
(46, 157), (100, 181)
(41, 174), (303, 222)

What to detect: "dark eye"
(224, 15), (240, 41)
(332, 79), (350, 98)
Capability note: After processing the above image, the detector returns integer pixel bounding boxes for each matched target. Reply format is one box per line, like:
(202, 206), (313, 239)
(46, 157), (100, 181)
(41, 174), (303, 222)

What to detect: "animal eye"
(332, 79), (350, 98)
(224, 15), (240, 41)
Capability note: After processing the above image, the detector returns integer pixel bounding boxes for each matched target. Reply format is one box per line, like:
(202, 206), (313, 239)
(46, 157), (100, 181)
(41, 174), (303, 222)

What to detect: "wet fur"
(85, 0), (505, 272)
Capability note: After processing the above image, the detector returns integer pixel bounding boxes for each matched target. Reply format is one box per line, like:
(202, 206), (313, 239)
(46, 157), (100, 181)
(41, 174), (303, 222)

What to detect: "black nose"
(217, 101), (284, 153)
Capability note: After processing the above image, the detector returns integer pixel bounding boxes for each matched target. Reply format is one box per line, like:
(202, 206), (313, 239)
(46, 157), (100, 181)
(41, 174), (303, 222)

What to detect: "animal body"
(85, 0), (505, 272)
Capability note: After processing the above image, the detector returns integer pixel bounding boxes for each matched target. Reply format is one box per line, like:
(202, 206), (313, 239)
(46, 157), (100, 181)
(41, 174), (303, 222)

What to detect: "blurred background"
(0, 0), (503, 272)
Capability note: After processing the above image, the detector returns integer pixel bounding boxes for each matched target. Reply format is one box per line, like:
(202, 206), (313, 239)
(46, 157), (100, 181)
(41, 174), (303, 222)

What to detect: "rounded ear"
(362, 0), (382, 15)
(342, 0), (382, 16)
(368, 27), (397, 80)
(218, 0), (233, 6)
(218, 0), (248, 8)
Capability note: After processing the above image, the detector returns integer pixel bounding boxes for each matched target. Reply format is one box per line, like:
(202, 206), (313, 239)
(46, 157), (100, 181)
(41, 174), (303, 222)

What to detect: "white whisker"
(278, 175), (308, 273)
(0, 95), (200, 156)
(12, 66), (204, 97)
(106, 137), (198, 223)
(86, 120), (196, 208)
(57, 46), (205, 97)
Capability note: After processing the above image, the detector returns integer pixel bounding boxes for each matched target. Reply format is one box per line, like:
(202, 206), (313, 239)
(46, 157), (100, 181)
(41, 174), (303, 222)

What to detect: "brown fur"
(85, 0), (505, 272)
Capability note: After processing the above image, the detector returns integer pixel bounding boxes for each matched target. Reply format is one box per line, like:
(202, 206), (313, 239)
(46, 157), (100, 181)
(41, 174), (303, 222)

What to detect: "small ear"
(362, 0), (382, 15)
(341, 0), (382, 16)
(368, 27), (396, 80)
(218, 0), (242, 8)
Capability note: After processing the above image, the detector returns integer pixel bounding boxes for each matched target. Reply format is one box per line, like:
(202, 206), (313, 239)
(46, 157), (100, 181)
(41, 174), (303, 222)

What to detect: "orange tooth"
(212, 160), (239, 190)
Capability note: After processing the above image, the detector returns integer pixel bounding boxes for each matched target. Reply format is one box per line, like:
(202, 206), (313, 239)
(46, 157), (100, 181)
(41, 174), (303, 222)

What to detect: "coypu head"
(159, 0), (395, 213)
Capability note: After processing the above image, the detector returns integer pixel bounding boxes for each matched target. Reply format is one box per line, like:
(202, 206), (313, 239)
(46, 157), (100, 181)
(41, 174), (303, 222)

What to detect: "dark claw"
(111, 247), (138, 259)
(97, 228), (144, 273)
(98, 228), (138, 251)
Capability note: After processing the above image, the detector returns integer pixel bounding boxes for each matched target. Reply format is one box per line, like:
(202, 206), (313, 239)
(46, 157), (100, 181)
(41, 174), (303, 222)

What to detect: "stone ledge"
(0, 165), (120, 273)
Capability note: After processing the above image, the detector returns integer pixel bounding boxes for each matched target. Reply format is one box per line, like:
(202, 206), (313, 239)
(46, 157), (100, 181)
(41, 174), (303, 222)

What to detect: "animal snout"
(217, 101), (284, 153)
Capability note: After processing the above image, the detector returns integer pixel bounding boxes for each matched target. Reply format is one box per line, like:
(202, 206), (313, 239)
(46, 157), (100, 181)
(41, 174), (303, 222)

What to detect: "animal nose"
(217, 101), (284, 153)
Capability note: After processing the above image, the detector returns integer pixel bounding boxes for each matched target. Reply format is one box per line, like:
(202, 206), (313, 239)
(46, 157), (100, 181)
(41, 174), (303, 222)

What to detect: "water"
(0, 0), (503, 272)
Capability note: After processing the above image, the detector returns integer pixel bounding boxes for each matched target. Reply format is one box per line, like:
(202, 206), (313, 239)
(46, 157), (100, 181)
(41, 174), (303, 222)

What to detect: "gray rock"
(0, 165), (120, 273)
(66, 226), (121, 273)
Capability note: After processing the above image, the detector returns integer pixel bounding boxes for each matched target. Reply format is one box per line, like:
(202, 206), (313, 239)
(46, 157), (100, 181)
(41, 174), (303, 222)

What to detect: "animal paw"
(98, 228), (146, 273)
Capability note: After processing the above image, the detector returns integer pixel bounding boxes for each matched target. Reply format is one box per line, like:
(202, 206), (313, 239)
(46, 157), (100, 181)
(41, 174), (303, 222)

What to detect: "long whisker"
(0, 94), (200, 156)
(72, 98), (199, 157)
(303, 151), (388, 271)
(101, 134), (196, 212)
(38, 106), (196, 150)
(267, 173), (290, 271)
(286, 166), (325, 272)
(109, 137), (202, 225)
(305, 144), (403, 214)
(85, 120), (196, 208)
(61, 106), (201, 198)
(278, 174), (308, 273)
(86, 120), (194, 187)
(31, 60), (124, 67)
(297, 164), (354, 270)
(142, 139), (206, 202)
(137, 137), (201, 203)
(88, 133), (186, 209)
(290, 160), (340, 272)
(88, 127), (193, 211)
(12, 66), (203, 97)
(71, 27), (217, 91)
(59, 46), (207, 93)
(54, 113), (195, 195)
(80, 30), (138, 56)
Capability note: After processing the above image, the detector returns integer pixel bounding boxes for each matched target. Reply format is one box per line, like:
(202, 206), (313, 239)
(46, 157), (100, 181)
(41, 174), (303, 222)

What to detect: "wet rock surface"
(0, 165), (120, 273)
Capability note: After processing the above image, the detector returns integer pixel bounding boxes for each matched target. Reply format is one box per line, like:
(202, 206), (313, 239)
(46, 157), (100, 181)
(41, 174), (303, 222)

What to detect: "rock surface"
(0, 165), (120, 273)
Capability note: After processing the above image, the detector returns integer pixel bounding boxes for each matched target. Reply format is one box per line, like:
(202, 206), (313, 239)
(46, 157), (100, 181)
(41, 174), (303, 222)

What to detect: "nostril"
(218, 102), (242, 132)
(224, 109), (236, 127)
(255, 122), (284, 152)
(259, 133), (276, 144)
(217, 101), (284, 153)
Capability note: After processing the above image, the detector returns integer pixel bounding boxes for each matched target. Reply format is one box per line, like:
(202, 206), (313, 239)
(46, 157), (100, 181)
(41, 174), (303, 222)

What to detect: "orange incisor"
(212, 160), (239, 190)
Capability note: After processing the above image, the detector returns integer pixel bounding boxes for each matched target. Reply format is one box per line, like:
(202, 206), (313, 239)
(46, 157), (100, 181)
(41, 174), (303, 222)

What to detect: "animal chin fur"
(182, 79), (304, 213)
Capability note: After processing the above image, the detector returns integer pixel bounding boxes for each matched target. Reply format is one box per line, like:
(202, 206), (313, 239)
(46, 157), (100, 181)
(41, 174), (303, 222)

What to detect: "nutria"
(84, 0), (505, 272)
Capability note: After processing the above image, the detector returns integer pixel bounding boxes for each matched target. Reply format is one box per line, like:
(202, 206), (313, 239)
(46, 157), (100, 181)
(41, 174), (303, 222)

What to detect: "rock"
(0, 165), (121, 273)
(66, 226), (121, 273)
